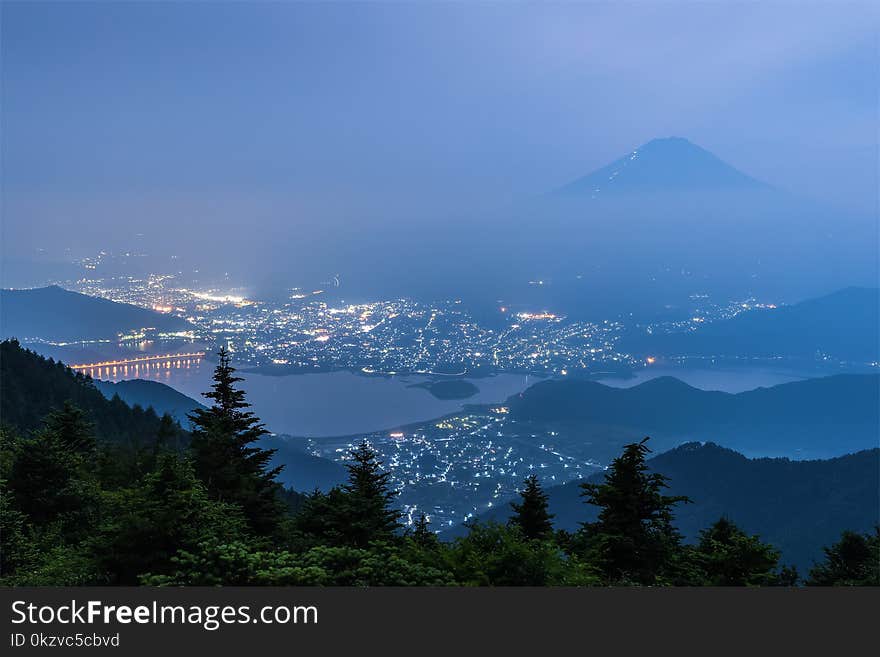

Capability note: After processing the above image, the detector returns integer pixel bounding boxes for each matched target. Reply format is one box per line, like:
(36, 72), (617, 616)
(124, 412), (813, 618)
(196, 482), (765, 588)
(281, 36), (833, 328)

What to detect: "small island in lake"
(409, 379), (480, 400)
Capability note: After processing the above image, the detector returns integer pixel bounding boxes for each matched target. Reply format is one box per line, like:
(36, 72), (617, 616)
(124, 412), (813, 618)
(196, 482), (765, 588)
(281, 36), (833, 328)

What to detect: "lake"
(108, 361), (534, 436)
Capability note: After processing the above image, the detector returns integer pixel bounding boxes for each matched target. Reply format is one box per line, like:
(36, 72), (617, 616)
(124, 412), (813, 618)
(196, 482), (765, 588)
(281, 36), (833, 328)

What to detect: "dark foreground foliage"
(1, 340), (875, 586)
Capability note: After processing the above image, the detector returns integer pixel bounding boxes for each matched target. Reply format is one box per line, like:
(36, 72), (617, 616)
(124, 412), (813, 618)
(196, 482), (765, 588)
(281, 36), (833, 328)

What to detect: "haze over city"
(3, 2), (877, 301)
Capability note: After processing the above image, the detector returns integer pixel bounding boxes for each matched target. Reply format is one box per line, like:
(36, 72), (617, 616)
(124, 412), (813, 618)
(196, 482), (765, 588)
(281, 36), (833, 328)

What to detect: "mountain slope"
(508, 374), (879, 459)
(462, 442), (879, 572)
(261, 434), (348, 492)
(93, 379), (205, 426)
(0, 285), (190, 341)
(0, 339), (171, 445)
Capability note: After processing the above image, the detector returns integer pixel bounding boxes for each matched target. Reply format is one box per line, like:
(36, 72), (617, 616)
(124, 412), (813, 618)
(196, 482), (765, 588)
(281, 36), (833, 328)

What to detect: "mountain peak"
(556, 137), (769, 197)
(630, 375), (701, 393)
(640, 135), (699, 149)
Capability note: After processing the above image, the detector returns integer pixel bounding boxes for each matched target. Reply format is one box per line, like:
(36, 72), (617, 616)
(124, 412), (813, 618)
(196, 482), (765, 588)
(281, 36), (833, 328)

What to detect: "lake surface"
(110, 361), (533, 436)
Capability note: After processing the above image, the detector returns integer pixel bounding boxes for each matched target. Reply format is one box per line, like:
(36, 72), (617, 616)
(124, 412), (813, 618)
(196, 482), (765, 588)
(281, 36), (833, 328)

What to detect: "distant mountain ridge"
(508, 373), (879, 459)
(93, 379), (206, 426)
(459, 441), (879, 572)
(0, 285), (190, 341)
(631, 287), (880, 362)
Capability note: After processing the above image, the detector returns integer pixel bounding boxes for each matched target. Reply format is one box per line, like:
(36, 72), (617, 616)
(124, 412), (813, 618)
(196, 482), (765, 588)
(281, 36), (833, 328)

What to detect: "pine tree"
(579, 437), (689, 585)
(188, 348), (285, 536)
(807, 528), (880, 586)
(0, 476), (35, 577)
(155, 413), (179, 452)
(94, 451), (246, 584)
(43, 401), (96, 455)
(510, 475), (554, 540)
(410, 513), (439, 549)
(290, 487), (350, 549)
(694, 517), (783, 586)
(339, 441), (402, 548)
(7, 427), (99, 540)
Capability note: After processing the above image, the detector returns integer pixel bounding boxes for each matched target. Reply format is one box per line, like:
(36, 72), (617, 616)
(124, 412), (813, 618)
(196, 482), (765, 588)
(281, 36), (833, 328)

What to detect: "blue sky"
(2, 1), (877, 265)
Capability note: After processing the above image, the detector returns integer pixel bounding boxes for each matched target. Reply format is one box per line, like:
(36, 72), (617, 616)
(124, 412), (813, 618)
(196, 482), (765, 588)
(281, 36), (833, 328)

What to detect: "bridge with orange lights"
(69, 352), (206, 371)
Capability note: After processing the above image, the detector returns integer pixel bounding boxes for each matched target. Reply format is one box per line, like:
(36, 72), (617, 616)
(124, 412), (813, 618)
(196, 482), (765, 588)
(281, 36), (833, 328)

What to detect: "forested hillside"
(1, 341), (876, 586)
(0, 339), (184, 447)
(463, 442), (879, 571)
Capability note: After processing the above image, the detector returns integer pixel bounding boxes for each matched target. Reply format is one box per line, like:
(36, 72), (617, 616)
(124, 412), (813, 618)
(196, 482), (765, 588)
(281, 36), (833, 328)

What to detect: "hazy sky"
(2, 1), (878, 272)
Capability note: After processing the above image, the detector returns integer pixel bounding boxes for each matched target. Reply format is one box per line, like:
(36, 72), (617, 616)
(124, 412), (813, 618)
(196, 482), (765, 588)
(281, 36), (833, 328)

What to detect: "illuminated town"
(306, 406), (605, 528)
(63, 269), (771, 378)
